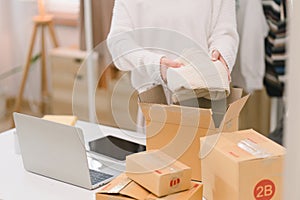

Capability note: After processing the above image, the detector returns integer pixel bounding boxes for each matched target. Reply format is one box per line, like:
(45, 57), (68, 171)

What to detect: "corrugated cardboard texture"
(145, 124), (209, 180)
(139, 86), (249, 181)
(126, 150), (192, 197)
(201, 129), (286, 200)
(96, 173), (203, 200)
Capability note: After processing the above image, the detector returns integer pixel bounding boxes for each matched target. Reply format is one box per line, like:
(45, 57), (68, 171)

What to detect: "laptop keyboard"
(89, 169), (113, 185)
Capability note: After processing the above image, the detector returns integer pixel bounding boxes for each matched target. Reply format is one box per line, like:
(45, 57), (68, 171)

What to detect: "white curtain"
(0, 0), (79, 103)
(0, 0), (41, 102)
(45, 0), (79, 14)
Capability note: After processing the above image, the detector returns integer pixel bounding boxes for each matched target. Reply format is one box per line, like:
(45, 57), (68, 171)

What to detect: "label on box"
(253, 179), (276, 200)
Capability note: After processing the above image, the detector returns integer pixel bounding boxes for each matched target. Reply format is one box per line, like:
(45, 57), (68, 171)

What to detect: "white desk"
(0, 121), (146, 200)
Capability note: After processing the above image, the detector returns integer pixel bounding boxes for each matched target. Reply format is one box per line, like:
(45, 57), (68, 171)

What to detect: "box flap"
(120, 181), (151, 199)
(97, 174), (202, 200)
(219, 94), (250, 130)
(139, 103), (213, 129)
(97, 173), (150, 199)
(226, 88), (243, 104)
(139, 87), (247, 130)
(138, 85), (167, 104)
(146, 181), (203, 200)
(98, 174), (131, 194)
(202, 129), (286, 162)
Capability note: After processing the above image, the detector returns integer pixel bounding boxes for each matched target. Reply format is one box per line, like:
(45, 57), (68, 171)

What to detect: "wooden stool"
(14, 15), (59, 114)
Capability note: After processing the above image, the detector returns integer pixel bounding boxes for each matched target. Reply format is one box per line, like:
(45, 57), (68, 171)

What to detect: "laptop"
(13, 112), (121, 190)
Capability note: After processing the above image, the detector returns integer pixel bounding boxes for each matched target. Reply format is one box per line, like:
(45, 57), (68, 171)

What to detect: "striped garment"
(262, 0), (287, 97)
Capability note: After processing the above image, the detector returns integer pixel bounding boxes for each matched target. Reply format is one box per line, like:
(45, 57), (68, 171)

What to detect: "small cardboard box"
(126, 150), (192, 197)
(139, 85), (249, 181)
(201, 129), (286, 200)
(42, 115), (78, 126)
(96, 173), (203, 200)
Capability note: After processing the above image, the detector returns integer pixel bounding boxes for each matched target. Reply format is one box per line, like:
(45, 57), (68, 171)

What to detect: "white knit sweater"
(107, 0), (239, 92)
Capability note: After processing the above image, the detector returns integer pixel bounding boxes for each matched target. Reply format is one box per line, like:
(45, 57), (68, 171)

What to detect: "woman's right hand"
(160, 57), (184, 83)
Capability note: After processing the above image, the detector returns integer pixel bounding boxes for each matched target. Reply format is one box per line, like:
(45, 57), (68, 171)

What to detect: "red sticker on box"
(170, 178), (180, 188)
(254, 179), (275, 200)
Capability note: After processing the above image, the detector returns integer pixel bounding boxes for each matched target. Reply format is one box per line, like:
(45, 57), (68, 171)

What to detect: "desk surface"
(0, 121), (145, 200)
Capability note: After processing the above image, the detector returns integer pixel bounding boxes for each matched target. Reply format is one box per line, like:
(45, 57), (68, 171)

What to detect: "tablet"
(88, 136), (146, 161)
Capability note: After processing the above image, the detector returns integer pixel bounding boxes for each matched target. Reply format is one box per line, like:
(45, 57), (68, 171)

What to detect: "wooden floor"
(0, 115), (14, 133)
(0, 100), (44, 133)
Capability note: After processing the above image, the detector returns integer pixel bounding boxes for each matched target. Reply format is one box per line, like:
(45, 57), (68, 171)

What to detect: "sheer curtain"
(0, 0), (79, 102)
(45, 0), (79, 14)
(0, 0), (40, 101)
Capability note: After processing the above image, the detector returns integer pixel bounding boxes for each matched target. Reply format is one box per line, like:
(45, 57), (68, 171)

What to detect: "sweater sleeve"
(107, 0), (165, 85)
(208, 0), (239, 72)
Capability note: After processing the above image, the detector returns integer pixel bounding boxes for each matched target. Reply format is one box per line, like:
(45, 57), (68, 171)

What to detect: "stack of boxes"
(96, 150), (203, 199)
(97, 85), (286, 200)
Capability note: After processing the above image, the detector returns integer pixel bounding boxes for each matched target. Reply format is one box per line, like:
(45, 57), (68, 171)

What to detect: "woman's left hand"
(211, 50), (231, 81)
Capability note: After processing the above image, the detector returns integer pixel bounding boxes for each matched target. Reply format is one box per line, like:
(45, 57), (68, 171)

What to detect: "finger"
(219, 56), (227, 66)
(211, 50), (220, 61)
(166, 60), (184, 68)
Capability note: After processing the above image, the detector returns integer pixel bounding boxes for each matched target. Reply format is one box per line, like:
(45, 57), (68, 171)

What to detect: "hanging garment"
(262, 0), (287, 97)
(231, 0), (269, 93)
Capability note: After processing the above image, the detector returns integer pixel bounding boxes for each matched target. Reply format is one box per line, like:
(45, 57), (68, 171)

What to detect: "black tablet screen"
(88, 136), (146, 161)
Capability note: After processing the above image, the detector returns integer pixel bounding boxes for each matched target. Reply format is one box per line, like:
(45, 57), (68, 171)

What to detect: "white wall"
(0, 0), (79, 102)
(0, 0), (13, 76)
(284, 0), (300, 199)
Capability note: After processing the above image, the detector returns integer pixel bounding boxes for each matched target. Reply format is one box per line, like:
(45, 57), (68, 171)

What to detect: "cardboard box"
(96, 173), (203, 200)
(201, 129), (286, 200)
(42, 115), (78, 126)
(139, 86), (249, 181)
(126, 150), (192, 197)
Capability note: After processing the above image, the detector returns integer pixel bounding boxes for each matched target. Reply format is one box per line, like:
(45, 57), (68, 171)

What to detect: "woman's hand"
(160, 57), (184, 83)
(211, 50), (231, 81)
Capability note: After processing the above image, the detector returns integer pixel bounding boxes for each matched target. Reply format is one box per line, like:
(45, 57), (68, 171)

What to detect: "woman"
(107, 0), (239, 132)
(107, 0), (239, 92)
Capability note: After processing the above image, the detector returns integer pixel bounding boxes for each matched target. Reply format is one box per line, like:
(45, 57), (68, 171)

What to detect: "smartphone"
(88, 136), (146, 161)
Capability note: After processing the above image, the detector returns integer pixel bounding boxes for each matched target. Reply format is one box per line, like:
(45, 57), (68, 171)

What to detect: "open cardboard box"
(200, 129), (286, 200)
(139, 85), (249, 181)
(96, 173), (203, 200)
